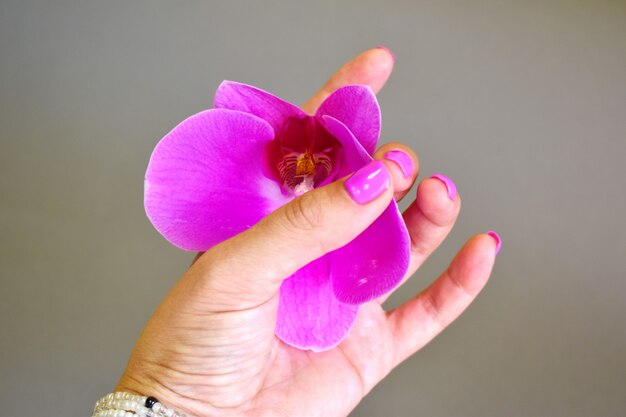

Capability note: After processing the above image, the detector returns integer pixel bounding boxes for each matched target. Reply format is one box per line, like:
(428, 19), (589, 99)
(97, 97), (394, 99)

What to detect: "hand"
(116, 47), (499, 417)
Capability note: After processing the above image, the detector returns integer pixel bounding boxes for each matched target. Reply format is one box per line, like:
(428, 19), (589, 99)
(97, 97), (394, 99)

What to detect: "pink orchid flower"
(144, 81), (410, 351)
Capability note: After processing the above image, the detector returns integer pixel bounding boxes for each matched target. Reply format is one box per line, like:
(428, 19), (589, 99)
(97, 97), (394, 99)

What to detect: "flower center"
(263, 116), (340, 196)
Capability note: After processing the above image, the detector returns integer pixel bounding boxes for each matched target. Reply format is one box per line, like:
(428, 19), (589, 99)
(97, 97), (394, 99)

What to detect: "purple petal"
(145, 109), (291, 251)
(320, 115), (372, 178)
(330, 202), (411, 304)
(315, 85), (381, 155)
(275, 257), (359, 351)
(214, 81), (307, 133)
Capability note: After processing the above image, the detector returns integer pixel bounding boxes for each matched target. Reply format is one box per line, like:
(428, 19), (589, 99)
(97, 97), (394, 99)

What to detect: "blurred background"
(1, 0), (625, 416)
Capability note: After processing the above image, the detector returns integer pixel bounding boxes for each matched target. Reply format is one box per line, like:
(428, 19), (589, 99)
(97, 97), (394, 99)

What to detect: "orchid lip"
(263, 115), (341, 196)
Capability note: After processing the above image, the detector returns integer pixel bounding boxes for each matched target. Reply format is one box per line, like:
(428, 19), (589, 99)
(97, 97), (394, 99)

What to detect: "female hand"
(116, 47), (499, 417)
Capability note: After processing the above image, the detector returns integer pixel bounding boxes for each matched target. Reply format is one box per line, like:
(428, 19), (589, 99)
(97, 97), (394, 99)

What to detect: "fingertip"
(343, 160), (392, 205)
(301, 47), (395, 114)
(448, 234), (497, 295)
(374, 143), (419, 195)
(460, 232), (500, 264)
(486, 230), (502, 254)
(375, 46), (396, 63)
(465, 233), (498, 257)
(430, 174), (457, 201)
(368, 46), (395, 73)
(415, 177), (461, 227)
(384, 149), (415, 179)
(347, 47), (395, 93)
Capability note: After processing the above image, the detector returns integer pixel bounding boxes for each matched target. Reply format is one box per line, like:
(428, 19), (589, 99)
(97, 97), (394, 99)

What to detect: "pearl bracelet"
(93, 392), (187, 417)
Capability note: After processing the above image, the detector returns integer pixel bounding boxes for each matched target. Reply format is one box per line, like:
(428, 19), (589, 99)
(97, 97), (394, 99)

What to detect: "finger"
(376, 174), (460, 304)
(372, 143), (419, 202)
(405, 174), (461, 274)
(301, 46), (395, 114)
(387, 232), (501, 366)
(192, 160), (400, 309)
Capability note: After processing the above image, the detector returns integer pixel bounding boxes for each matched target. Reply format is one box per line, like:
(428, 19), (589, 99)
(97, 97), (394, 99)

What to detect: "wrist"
(93, 391), (188, 417)
(115, 374), (198, 417)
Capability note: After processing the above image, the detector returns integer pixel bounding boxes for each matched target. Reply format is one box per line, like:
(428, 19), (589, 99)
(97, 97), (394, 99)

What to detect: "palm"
(118, 295), (390, 416)
(249, 302), (394, 417)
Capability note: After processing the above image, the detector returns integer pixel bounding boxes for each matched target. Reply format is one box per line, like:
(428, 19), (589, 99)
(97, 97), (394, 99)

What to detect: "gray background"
(1, 0), (625, 416)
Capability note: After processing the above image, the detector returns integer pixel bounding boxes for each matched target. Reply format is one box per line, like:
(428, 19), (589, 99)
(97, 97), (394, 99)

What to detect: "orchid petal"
(145, 109), (290, 251)
(315, 85), (381, 155)
(330, 202), (411, 304)
(214, 81), (307, 133)
(320, 115), (372, 178)
(317, 115), (411, 304)
(276, 257), (359, 351)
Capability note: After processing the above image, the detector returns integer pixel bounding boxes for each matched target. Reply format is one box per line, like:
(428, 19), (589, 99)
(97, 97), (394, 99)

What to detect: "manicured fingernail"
(384, 150), (414, 178)
(486, 230), (502, 254)
(345, 160), (391, 204)
(430, 174), (457, 200)
(375, 45), (396, 62)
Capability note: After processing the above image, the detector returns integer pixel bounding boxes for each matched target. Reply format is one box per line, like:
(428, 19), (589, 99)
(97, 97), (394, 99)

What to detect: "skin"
(116, 48), (498, 417)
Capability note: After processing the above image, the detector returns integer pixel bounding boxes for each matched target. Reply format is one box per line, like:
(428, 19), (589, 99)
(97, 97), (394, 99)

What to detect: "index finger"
(300, 46), (395, 114)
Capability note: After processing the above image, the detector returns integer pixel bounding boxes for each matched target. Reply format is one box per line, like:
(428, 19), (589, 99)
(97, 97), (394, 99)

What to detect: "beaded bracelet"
(92, 392), (188, 417)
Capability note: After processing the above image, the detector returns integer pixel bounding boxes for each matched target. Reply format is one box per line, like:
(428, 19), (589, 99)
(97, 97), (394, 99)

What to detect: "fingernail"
(430, 174), (457, 200)
(486, 230), (502, 254)
(345, 160), (391, 204)
(384, 150), (414, 178)
(375, 45), (396, 62)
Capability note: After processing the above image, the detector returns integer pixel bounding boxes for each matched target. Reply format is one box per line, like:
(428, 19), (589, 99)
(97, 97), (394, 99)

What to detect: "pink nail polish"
(384, 150), (414, 178)
(345, 160), (391, 204)
(430, 174), (457, 200)
(375, 46), (396, 63)
(486, 230), (502, 254)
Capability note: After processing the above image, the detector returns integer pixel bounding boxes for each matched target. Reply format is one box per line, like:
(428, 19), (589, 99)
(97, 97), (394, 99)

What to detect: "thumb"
(193, 160), (394, 308)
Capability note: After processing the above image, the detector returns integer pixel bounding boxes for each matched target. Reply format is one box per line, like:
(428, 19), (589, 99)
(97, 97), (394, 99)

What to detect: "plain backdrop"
(1, 1), (625, 416)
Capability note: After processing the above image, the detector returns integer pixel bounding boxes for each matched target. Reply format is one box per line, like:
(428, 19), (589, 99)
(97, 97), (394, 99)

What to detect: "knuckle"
(420, 290), (447, 332)
(282, 191), (326, 232)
